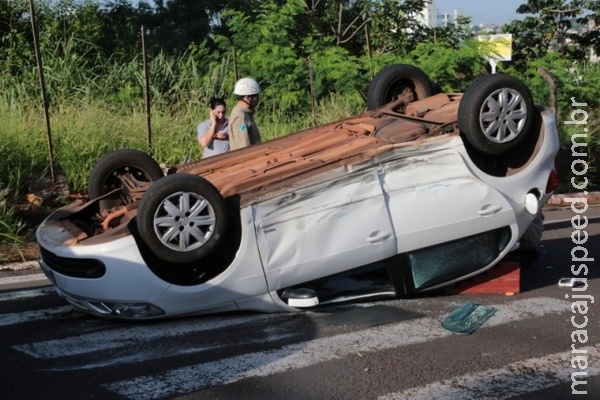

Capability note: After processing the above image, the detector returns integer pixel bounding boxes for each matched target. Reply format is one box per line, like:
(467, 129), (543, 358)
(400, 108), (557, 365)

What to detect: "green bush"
(502, 54), (600, 192)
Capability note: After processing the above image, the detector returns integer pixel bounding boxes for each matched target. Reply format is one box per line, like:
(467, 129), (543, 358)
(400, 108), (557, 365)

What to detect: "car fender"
(151, 207), (279, 316)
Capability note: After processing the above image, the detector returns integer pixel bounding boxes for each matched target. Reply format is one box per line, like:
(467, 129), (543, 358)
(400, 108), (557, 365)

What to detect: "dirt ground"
(1, 174), (73, 265)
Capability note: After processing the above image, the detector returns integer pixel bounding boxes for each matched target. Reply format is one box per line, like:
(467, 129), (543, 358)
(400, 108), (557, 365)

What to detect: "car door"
(253, 167), (396, 290)
(380, 143), (515, 253)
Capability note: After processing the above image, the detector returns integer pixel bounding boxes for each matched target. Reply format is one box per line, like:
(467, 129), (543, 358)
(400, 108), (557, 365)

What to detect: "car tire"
(88, 149), (164, 199)
(366, 64), (434, 110)
(458, 74), (535, 155)
(137, 173), (227, 264)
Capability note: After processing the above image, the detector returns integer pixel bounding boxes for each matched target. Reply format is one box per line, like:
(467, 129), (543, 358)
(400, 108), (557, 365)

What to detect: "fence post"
(28, 0), (55, 182)
(308, 55), (316, 122)
(141, 25), (152, 150)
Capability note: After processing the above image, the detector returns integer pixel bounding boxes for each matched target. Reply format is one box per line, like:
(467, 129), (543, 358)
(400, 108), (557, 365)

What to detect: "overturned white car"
(36, 65), (559, 319)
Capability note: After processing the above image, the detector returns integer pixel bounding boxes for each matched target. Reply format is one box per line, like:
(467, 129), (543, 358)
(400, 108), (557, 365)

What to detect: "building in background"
(438, 9), (461, 27)
(417, 1), (463, 28)
(418, 0), (438, 27)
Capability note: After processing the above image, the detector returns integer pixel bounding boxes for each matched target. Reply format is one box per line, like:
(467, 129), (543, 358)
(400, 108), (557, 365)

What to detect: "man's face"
(247, 94), (260, 109)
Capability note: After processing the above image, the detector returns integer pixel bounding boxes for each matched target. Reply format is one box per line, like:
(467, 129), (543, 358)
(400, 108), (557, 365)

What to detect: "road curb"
(0, 261), (39, 271)
(544, 191), (600, 208)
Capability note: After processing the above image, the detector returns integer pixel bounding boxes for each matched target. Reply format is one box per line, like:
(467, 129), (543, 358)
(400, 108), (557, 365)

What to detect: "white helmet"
(234, 77), (260, 96)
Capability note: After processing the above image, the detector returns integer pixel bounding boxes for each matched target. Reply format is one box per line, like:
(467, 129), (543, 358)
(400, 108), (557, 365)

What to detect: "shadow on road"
(520, 221), (599, 293)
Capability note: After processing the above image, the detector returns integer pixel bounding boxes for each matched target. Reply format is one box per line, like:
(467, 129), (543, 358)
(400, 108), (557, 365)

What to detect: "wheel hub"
(153, 192), (216, 253)
(480, 88), (527, 144)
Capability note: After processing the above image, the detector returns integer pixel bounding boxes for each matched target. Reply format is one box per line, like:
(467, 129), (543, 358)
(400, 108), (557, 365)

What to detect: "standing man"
(229, 77), (262, 150)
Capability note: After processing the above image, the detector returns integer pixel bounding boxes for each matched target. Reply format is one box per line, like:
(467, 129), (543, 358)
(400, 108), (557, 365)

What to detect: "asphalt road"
(0, 205), (598, 400)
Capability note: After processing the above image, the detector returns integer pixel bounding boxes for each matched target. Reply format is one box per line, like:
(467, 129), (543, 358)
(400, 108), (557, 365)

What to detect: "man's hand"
(214, 130), (228, 140)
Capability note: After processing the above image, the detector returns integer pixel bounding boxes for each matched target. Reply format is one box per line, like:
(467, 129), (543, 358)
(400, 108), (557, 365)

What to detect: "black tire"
(458, 74), (535, 155)
(137, 174), (227, 264)
(366, 64), (434, 110)
(88, 149), (164, 199)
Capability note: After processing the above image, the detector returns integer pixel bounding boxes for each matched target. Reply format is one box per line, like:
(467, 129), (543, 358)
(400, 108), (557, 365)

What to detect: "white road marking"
(103, 297), (569, 400)
(12, 312), (293, 359)
(379, 343), (600, 400)
(51, 332), (299, 371)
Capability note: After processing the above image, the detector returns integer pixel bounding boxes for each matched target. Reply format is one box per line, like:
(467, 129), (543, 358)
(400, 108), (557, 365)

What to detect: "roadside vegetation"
(0, 0), (598, 260)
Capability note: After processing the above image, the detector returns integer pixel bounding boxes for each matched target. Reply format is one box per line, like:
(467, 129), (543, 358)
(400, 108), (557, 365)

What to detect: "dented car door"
(380, 144), (515, 253)
(253, 168), (396, 290)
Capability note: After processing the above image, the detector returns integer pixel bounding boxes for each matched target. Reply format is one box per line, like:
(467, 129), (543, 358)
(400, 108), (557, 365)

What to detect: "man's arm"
(229, 115), (251, 150)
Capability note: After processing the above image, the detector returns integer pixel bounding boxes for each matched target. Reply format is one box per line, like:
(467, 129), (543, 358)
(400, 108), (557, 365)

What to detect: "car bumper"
(36, 207), (278, 319)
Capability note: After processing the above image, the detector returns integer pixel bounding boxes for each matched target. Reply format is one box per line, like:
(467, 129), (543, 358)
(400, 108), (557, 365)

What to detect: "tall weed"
(0, 186), (26, 252)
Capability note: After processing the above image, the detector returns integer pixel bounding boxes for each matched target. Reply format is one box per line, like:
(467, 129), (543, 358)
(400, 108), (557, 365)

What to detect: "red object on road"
(445, 262), (521, 295)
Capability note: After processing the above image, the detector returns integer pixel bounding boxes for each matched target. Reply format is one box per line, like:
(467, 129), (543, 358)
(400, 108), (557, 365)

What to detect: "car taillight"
(546, 169), (559, 193)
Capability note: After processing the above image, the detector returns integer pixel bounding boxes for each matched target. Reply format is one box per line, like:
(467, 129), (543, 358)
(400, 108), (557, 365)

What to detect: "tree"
(359, 0), (430, 56)
(221, 0), (314, 111)
(571, 0), (600, 57)
(148, 0), (216, 55)
(430, 14), (473, 48)
(0, 0), (34, 76)
(409, 39), (489, 92)
(504, 0), (597, 69)
(98, 1), (153, 59)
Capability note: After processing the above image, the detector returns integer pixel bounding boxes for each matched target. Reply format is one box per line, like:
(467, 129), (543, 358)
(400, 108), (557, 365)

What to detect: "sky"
(435, 0), (525, 25)
(130, 1), (527, 26)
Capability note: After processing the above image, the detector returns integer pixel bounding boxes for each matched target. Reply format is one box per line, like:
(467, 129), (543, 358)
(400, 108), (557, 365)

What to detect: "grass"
(0, 88), (367, 193)
(0, 186), (28, 263)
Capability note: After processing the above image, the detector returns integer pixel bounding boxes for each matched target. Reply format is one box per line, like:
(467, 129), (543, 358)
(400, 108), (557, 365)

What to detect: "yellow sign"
(478, 34), (513, 61)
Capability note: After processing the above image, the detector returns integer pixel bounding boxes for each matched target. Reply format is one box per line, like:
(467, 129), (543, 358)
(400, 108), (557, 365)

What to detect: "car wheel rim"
(152, 191), (216, 253)
(479, 88), (528, 144)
